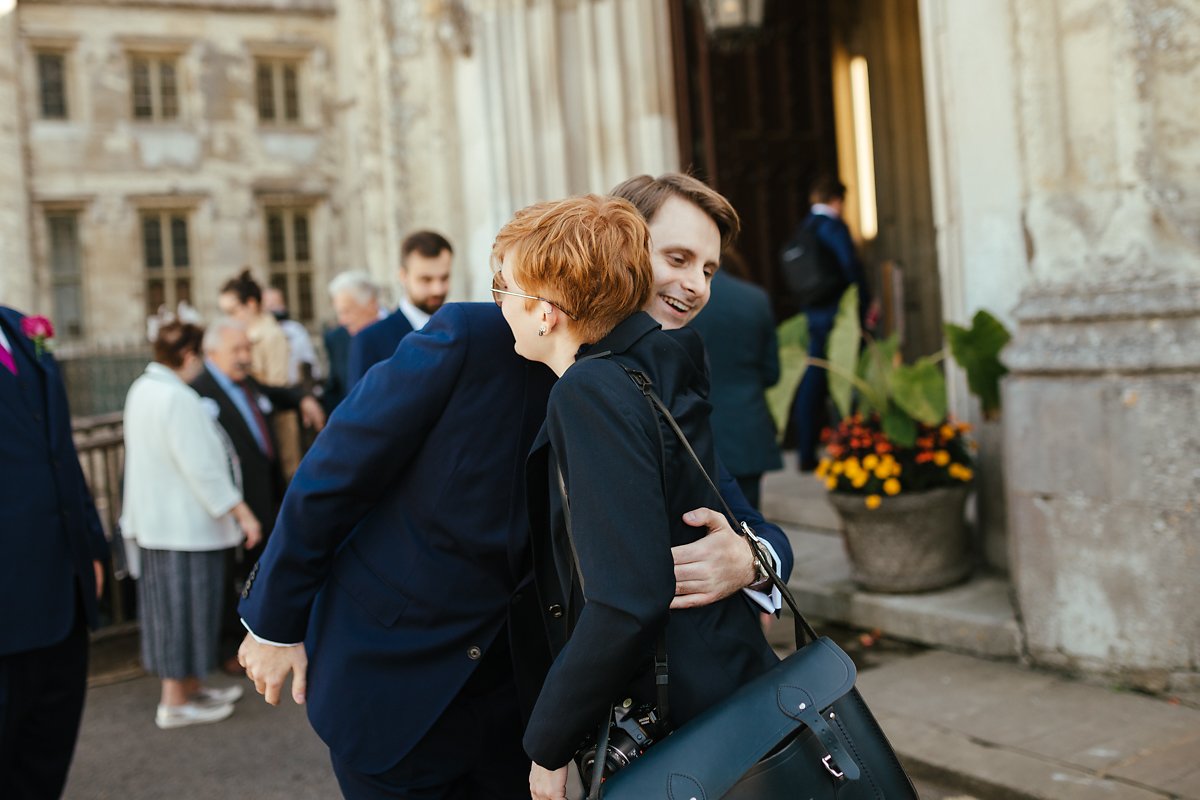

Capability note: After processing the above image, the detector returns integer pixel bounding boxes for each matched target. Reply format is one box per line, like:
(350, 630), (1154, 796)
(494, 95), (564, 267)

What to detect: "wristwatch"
(748, 540), (772, 591)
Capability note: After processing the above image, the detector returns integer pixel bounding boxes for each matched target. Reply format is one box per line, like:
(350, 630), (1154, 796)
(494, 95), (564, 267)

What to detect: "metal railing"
(73, 412), (135, 629)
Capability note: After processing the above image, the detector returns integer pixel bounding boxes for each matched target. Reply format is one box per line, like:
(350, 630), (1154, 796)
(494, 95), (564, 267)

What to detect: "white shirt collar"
(811, 203), (841, 219)
(398, 297), (431, 331)
(0, 325), (11, 353)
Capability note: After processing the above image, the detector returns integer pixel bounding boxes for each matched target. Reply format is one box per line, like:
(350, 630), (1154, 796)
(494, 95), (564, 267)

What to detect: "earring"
(537, 325), (547, 337)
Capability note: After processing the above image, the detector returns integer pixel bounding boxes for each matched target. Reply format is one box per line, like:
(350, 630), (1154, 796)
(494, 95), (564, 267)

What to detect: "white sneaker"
(155, 701), (235, 730)
(191, 684), (245, 707)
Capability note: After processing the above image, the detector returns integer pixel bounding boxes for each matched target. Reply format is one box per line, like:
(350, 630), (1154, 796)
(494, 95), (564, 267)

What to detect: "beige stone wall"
(16, 0), (341, 341)
(0, 3), (34, 311)
(923, 0), (1200, 680)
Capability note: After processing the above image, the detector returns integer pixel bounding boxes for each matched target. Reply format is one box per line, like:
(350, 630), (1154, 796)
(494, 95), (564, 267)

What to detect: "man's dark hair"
(809, 176), (847, 206)
(153, 321), (204, 369)
(401, 231), (453, 262)
(220, 268), (263, 305)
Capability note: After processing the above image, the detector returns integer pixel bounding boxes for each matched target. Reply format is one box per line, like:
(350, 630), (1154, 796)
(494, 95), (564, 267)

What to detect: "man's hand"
(529, 762), (568, 800)
(299, 395), (326, 432)
(93, 560), (105, 599)
(238, 634), (308, 706)
(670, 508), (756, 609)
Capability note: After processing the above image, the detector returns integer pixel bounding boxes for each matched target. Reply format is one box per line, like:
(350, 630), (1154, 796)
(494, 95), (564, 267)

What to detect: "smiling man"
(348, 231), (454, 385)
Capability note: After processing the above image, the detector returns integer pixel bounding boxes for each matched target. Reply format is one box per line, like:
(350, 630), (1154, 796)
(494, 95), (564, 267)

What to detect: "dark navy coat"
(347, 310), (414, 387)
(522, 313), (780, 769)
(690, 270), (783, 478)
(0, 307), (108, 657)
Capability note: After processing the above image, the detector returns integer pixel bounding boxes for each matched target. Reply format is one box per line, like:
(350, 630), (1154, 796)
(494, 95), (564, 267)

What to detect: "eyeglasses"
(491, 271), (578, 321)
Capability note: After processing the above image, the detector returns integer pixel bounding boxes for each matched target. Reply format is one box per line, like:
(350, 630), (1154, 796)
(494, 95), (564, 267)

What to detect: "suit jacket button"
(467, 646), (482, 660)
(548, 604), (563, 618)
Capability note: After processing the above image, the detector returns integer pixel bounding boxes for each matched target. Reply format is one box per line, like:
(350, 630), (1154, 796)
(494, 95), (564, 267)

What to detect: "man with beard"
(348, 231), (453, 384)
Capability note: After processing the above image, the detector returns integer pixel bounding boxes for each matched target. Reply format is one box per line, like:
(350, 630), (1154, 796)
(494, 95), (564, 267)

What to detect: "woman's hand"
(529, 762), (569, 800)
(232, 502), (263, 549)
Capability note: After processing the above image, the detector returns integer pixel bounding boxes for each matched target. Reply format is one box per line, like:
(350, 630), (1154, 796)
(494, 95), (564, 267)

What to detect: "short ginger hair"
(492, 195), (653, 344)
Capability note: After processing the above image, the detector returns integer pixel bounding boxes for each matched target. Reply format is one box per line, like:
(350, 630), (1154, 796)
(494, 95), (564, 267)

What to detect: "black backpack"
(779, 217), (847, 308)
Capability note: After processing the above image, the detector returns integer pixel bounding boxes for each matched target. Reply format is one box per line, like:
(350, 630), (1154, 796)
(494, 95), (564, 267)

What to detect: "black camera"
(575, 699), (667, 783)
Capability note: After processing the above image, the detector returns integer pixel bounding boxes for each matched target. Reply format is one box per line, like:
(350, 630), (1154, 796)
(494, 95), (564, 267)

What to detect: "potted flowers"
(807, 288), (1009, 592)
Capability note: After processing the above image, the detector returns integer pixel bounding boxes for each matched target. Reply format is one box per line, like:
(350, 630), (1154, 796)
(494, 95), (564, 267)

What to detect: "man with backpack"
(780, 177), (873, 471)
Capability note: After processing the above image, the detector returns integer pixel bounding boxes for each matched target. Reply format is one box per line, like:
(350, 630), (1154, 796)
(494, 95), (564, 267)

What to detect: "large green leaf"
(945, 310), (1011, 419)
(776, 313), (809, 350)
(825, 286), (861, 419)
(882, 403), (918, 448)
(857, 334), (900, 416)
(888, 355), (947, 425)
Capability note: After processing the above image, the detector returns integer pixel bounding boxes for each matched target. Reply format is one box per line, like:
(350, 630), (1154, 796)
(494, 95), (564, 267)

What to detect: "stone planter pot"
(827, 485), (973, 593)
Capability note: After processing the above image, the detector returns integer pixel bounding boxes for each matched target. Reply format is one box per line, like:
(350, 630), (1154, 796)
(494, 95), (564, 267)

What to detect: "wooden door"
(670, 0), (838, 317)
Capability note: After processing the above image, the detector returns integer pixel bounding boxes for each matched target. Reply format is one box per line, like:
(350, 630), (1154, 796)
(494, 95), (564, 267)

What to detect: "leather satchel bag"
(579, 365), (919, 799)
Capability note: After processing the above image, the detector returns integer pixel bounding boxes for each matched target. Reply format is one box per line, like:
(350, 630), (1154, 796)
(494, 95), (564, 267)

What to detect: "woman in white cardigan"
(121, 321), (262, 729)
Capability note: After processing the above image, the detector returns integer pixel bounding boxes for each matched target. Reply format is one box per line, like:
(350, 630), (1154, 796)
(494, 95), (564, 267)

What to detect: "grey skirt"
(138, 548), (228, 680)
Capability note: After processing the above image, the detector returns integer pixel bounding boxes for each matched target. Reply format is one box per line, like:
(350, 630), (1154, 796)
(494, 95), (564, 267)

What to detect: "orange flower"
(864, 495), (882, 510)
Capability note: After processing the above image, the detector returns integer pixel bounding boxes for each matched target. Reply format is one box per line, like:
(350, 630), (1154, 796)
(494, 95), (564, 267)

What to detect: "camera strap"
(555, 463), (672, 727)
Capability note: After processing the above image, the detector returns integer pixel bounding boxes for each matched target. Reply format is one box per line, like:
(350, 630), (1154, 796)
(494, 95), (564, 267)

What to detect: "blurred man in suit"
(191, 318), (323, 672)
(322, 272), (381, 412)
(348, 231), (452, 384)
(0, 305), (108, 798)
(690, 261), (783, 508)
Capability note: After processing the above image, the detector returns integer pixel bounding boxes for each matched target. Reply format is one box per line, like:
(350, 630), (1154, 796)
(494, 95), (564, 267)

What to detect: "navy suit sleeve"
(717, 460), (793, 583)
(238, 305), (470, 643)
(816, 216), (871, 310)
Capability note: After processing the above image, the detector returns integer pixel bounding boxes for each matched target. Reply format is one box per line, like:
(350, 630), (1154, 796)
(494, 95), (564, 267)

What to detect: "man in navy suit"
(0, 306), (108, 798)
(347, 230), (453, 385)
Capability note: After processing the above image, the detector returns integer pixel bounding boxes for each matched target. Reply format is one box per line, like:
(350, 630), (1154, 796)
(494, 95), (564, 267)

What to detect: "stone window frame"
(120, 39), (190, 124)
(260, 198), (318, 325)
(138, 205), (195, 317)
(247, 42), (315, 129)
(36, 201), (90, 341)
(24, 35), (78, 122)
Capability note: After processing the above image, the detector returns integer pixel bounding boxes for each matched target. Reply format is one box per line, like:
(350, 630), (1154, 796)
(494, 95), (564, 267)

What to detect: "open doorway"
(670, 0), (942, 358)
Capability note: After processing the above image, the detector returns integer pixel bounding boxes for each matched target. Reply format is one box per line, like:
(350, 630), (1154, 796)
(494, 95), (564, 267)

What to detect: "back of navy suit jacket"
(239, 303), (554, 774)
(347, 310), (414, 386)
(0, 307), (108, 656)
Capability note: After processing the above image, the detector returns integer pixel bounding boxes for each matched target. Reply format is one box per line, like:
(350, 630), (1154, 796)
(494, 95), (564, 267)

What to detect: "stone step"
(779, 525), (1022, 659)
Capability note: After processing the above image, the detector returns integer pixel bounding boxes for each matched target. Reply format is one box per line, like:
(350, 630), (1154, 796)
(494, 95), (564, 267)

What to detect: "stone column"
(1002, 0), (1199, 688)
(0, 2), (35, 309)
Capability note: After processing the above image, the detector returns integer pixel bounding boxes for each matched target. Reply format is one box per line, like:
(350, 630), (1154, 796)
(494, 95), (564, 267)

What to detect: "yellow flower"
(832, 461), (845, 476)
(845, 456), (861, 475)
(851, 473), (868, 489)
(863, 454), (880, 470)
(934, 450), (951, 467)
(825, 476), (839, 490)
(883, 478), (901, 496)
(958, 467), (974, 482)
(890, 463), (903, 477)
(873, 464), (891, 480)
(940, 424), (956, 441)
(864, 495), (882, 510)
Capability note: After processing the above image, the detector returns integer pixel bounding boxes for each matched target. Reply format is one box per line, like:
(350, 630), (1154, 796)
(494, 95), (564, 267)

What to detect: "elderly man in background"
(191, 317), (323, 675)
(322, 271), (382, 412)
(348, 231), (453, 384)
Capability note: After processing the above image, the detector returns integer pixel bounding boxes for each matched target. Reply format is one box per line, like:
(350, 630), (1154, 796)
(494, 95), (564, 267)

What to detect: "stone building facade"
(1, 0), (1196, 683)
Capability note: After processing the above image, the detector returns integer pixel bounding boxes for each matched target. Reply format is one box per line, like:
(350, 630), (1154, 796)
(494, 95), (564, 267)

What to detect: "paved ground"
(64, 658), (978, 799)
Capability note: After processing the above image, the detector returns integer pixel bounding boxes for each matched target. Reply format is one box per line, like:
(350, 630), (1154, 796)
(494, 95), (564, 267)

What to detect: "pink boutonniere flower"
(21, 315), (55, 359)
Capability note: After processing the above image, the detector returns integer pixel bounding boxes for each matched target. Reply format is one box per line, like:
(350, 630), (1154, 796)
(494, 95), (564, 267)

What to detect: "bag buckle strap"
(778, 686), (861, 781)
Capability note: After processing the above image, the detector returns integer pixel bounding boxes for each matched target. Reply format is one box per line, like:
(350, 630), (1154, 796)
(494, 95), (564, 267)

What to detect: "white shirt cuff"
(741, 539), (783, 614)
(241, 618), (302, 647)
